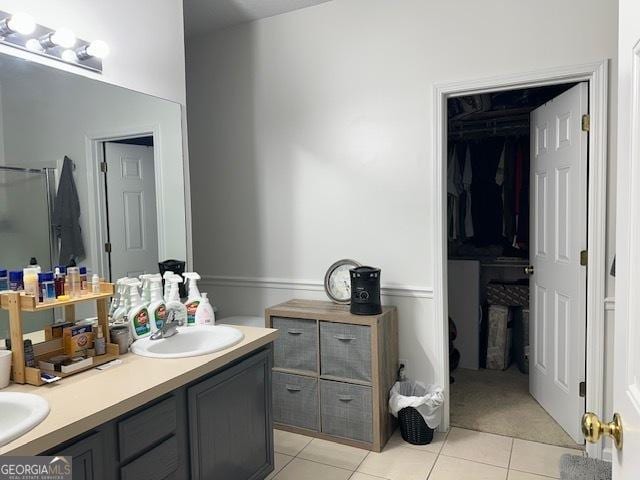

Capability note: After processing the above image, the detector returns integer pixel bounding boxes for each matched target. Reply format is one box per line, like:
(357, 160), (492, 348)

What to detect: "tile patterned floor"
(268, 427), (583, 480)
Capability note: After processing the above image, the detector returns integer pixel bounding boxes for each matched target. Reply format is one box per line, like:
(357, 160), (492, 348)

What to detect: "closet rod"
(448, 124), (529, 136)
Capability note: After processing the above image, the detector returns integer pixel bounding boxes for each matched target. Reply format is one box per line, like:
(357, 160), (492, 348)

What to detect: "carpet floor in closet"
(450, 366), (582, 449)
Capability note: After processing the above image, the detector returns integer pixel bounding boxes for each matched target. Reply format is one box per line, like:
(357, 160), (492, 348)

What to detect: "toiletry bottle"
(165, 276), (188, 326)
(195, 292), (215, 326)
(93, 326), (106, 356)
(67, 266), (81, 298)
(23, 267), (38, 297)
(109, 277), (129, 317)
(28, 257), (41, 271)
(139, 274), (152, 303)
(54, 267), (65, 297)
(0, 269), (8, 291)
(128, 281), (151, 340)
(79, 267), (88, 293)
(91, 274), (100, 293)
(8, 271), (23, 291)
(147, 278), (167, 332)
(162, 271), (174, 301)
(111, 278), (132, 323)
(38, 272), (56, 302)
(183, 272), (202, 326)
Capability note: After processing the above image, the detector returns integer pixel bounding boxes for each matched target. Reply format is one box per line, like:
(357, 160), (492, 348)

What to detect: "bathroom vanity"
(0, 325), (278, 480)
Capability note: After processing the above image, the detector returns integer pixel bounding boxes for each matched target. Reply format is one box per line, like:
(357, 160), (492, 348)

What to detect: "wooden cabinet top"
(265, 299), (396, 326)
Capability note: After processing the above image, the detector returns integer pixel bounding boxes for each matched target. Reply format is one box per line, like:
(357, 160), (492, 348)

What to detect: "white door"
(611, 3), (640, 476)
(529, 83), (588, 443)
(104, 143), (159, 280)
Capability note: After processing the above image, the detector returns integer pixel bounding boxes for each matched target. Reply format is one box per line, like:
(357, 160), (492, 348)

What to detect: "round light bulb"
(86, 40), (109, 59)
(50, 28), (76, 48)
(25, 38), (43, 52)
(7, 12), (36, 35)
(61, 49), (77, 62)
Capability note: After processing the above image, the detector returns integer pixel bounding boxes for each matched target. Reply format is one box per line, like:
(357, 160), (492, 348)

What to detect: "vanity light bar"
(0, 10), (108, 73)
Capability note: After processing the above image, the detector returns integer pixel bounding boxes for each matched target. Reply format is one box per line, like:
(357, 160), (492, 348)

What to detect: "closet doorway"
(434, 62), (609, 459)
(447, 82), (586, 448)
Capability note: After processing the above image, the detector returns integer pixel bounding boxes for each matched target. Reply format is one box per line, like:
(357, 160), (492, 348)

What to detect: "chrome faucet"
(150, 309), (183, 340)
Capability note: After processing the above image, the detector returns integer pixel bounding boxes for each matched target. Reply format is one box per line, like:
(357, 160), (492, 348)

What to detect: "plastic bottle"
(165, 276), (187, 326)
(109, 277), (130, 318)
(79, 267), (88, 293)
(183, 272), (202, 326)
(8, 271), (23, 291)
(28, 257), (40, 271)
(0, 269), (8, 291)
(93, 326), (106, 356)
(128, 281), (151, 340)
(38, 272), (56, 302)
(54, 267), (65, 297)
(195, 292), (215, 326)
(112, 280), (133, 324)
(67, 267), (81, 298)
(91, 274), (100, 294)
(147, 278), (167, 332)
(23, 267), (39, 297)
(162, 271), (174, 301)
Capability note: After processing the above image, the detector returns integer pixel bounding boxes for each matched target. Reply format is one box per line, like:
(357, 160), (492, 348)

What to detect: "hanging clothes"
(470, 138), (504, 246)
(52, 156), (85, 263)
(502, 139), (517, 244)
(447, 143), (463, 241)
(515, 137), (530, 248)
(461, 144), (474, 239)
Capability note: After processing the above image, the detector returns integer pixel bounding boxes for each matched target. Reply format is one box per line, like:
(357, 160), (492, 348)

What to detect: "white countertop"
(0, 325), (278, 455)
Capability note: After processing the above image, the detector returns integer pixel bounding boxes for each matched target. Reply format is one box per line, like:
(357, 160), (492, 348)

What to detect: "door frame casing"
(432, 61), (609, 459)
(84, 125), (164, 280)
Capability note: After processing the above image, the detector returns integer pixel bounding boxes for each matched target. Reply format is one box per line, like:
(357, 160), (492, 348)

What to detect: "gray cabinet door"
(53, 431), (105, 480)
(188, 347), (274, 480)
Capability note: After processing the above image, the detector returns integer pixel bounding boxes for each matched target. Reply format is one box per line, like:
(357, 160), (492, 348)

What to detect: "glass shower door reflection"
(0, 167), (55, 338)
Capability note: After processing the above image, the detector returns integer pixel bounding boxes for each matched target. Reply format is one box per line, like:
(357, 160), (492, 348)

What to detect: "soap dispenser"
(147, 278), (167, 332)
(128, 281), (151, 340)
(165, 276), (188, 326)
(183, 272), (202, 326)
(195, 292), (215, 326)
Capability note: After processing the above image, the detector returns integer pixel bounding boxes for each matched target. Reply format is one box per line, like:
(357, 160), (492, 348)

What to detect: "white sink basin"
(0, 392), (50, 447)
(131, 325), (244, 359)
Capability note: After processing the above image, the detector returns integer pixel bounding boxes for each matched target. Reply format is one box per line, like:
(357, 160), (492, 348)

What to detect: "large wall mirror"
(0, 52), (188, 338)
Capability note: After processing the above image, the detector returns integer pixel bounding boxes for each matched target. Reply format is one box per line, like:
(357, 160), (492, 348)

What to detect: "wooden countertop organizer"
(0, 282), (119, 386)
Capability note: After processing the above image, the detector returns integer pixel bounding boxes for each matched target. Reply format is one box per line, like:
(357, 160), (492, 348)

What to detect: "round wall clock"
(324, 259), (361, 304)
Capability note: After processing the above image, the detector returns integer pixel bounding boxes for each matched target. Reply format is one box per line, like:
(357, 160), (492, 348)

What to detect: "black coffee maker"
(350, 266), (382, 315)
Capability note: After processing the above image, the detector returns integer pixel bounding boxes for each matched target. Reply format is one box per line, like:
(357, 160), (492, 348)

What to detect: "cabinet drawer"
(273, 372), (319, 431)
(120, 435), (179, 480)
(118, 396), (177, 462)
(320, 380), (372, 443)
(320, 322), (371, 382)
(273, 317), (317, 373)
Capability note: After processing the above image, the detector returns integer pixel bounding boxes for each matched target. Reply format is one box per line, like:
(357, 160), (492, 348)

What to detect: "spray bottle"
(128, 281), (151, 340)
(147, 277), (167, 332)
(139, 274), (153, 303)
(110, 277), (130, 320)
(183, 272), (202, 326)
(165, 275), (187, 326)
(162, 271), (174, 301)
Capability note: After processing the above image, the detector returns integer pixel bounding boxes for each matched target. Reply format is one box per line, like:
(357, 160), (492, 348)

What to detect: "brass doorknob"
(582, 412), (623, 449)
(524, 265), (535, 275)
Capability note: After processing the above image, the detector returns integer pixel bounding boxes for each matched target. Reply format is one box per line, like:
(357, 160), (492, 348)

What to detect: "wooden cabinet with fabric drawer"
(266, 299), (398, 452)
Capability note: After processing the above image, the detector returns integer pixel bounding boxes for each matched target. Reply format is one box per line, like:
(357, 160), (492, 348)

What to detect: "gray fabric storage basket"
(320, 321), (372, 382)
(320, 379), (373, 443)
(273, 317), (318, 373)
(273, 372), (319, 431)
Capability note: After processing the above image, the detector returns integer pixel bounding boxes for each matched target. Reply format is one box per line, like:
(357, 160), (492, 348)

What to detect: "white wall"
(0, 0), (186, 105)
(187, 0), (617, 410)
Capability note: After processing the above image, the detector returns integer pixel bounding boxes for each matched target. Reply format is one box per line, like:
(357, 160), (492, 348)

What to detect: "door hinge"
(100, 161), (108, 173)
(581, 114), (590, 132)
(579, 381), (586, 398)
(580, 250), (588, 266)
(104, 242), (112, 253)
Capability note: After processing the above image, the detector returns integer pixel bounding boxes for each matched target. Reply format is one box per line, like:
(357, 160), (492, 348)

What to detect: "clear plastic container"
(67, 266), (81, 298)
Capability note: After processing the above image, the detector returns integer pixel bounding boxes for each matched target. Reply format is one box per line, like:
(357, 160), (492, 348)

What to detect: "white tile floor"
(268, 427), (582, 480)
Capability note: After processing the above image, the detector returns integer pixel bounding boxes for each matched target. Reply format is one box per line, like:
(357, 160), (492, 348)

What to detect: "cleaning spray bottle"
(109, 277), (130, 318)
(195, 292), (215, 326)
(147, 277), (167, 332)
(163, 271), (174, 301)
(112, 278), (133, 323)
(139, 274), (153, 304)
(165, 275), (188, 326)
(183, 272), (202, 326)
(128, 281), (151, 340)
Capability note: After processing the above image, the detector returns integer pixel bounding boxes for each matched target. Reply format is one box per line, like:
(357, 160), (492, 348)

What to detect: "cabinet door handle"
(285, 385), (301, 392)
(334, 334), (356, 341)
(338, 395), (353, 402)
(287, 329), (303, 335)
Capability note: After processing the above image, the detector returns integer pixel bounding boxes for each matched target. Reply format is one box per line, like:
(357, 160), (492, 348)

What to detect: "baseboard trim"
(200, 275), (434, 299)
